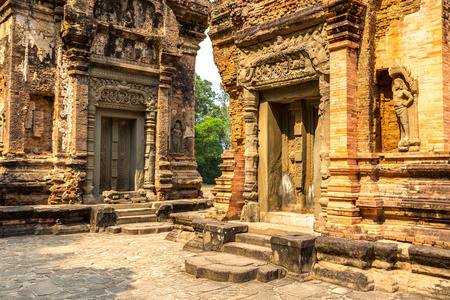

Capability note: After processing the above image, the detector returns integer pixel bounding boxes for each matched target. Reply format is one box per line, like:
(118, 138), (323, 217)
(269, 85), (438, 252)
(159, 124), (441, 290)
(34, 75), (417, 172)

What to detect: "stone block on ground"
(0, 206), (34, 220)
(171, 211), (205, 228)
(223, 242), (272, 262)
(120, 222), (173, 235)
(90, 206), (117, 233)
(271, 233), (317, 274)
(154, 203), (173, 222)
(236, 232), (272, 248)
(106, 226), (122, 234)
(313, 261), (375, 292)
(183, 236), (204, 253)
(372, 241), (398, 270)
(203, 222), (248, 251)
(185, 252), (286, 283)
(315, 236), (374, 269)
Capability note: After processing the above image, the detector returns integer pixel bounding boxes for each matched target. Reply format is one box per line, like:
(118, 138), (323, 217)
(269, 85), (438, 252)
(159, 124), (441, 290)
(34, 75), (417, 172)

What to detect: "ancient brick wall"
(443, 0), (450, 150)
(9, 10), (57, 154)
(210, 0), (450, 248)
(375, 0), (445, 151)
(0, 0), (209, 205)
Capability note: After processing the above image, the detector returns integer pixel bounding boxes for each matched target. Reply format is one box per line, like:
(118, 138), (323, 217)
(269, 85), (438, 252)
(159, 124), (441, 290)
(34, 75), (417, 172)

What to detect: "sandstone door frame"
(93, 108), (145, 201)
(257, 81), (322, 214)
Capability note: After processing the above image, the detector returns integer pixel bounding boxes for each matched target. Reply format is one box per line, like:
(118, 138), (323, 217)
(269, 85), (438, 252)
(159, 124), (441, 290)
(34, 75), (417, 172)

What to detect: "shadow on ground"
(0, 235), (135, 299)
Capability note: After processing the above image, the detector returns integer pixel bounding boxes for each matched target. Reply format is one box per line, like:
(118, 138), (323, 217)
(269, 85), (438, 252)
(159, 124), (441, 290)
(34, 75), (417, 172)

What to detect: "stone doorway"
(258, 82), (321, 215)
(99, 117), (136, 193)
(93, 109), (146, 202)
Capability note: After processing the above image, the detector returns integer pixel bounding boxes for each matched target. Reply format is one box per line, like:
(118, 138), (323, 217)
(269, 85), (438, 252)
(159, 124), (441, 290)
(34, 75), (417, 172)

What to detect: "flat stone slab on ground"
(0, 233), (429, 299)
(108, 222), (173, 235)
(186, 251), (286, 283)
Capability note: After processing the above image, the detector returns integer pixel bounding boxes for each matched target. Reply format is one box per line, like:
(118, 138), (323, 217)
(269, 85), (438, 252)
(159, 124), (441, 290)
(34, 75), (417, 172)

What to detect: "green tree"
(194, 74), (221, 124)
(194, 75), (231, 184)
(195, 117), (227, 184)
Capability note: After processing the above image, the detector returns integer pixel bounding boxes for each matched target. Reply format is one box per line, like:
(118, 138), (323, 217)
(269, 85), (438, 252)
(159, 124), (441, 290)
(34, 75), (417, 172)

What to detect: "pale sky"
(195, 29), (222, 94)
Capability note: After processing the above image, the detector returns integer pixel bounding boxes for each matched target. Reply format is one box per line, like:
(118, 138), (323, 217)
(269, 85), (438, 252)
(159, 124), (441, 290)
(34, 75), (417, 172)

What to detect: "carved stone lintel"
(238, 24), (329, 90)
(89, 77), (157, 111)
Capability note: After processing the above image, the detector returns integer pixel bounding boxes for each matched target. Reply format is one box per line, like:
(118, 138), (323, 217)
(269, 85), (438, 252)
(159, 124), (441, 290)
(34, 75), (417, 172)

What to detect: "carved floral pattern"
(238, 24), (329, 88)
(89, 77), (157, 110)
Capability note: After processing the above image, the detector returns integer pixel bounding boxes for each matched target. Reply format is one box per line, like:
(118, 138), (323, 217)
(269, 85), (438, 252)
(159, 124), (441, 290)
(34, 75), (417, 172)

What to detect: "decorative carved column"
(315, 73), (331, 232)
(144, 100), (157, 198)
(241, 88), (260, 222)
(61, 3), (96, 204)
(155, 55), (177, 201)
(323, 0), (366, 235)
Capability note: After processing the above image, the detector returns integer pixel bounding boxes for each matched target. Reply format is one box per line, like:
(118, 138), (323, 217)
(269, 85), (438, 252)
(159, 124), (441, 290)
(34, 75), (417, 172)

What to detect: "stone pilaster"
(323, 0), (366, 235)
(61, 3), (95, 204)
(144, 103), (157, 196)
(155, 55), (177, 201)
(241, 88), (259, 222)
(315, 74), (331, 232)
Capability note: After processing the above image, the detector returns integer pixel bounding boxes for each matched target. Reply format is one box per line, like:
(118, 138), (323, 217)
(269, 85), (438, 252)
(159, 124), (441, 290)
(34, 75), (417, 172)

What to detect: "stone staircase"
(173, 213), (318, 284)
(107, 205), (174, 235)
(186, 231), (287, 283)
(107, 199), (213, 235)
(185, 228), (292, 283)
(223, 233), (273, 262)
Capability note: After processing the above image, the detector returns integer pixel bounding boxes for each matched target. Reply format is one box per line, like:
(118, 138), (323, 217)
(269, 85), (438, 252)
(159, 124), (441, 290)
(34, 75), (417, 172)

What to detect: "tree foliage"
(194, 75), (231, 184)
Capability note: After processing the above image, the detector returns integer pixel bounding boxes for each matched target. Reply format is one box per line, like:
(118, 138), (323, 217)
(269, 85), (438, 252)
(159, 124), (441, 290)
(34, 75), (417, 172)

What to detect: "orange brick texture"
(210, 0), (450, 248)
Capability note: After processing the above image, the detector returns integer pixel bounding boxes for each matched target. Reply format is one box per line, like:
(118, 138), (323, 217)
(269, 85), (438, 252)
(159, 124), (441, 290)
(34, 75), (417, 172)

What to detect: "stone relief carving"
(89, 77), (157, 111)
(238, 25), (329, 89)
(389, 65), (420, 152)
(91, 33), (158, 65)
(93, 0), (163, 31)
(171, 120), (183, 153)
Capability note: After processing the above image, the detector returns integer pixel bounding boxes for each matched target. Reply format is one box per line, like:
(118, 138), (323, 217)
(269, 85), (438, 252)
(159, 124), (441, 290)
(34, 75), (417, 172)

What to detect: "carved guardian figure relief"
(389, 65), (420, 152)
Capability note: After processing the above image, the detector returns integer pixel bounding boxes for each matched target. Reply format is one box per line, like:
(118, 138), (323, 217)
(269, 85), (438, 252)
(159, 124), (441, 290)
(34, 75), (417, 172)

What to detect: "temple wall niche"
(375, 0), (444, 151)
(7, 9), (57, 153)
(24, 94), (54, 154)
(170, 55), (196, 157)
(375, 70), (398, 152)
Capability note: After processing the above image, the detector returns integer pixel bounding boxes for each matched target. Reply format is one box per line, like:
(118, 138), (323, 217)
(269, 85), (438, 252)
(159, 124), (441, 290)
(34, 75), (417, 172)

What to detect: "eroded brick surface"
(0, 0), (209, 205)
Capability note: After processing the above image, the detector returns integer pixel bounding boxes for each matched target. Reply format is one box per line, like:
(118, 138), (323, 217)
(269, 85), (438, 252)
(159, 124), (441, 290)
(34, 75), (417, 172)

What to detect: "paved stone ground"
(0, 233), (428, 300)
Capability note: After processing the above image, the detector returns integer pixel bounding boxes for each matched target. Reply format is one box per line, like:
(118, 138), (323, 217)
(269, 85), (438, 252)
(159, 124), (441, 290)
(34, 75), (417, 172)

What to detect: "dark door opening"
(100, 117), (136, 193)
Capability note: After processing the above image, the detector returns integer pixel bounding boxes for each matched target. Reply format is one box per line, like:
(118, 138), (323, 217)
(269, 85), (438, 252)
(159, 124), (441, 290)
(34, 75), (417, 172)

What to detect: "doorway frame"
(93, 108), (145, 200)
(257, 81), (321, 214)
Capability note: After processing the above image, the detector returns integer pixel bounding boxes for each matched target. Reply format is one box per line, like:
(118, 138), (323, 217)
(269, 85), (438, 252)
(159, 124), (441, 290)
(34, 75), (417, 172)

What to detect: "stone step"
(232, 221), (317, 236)
(235, 232), (272, 248)
(108, 203), (154, 210)
(121, 222), (173, 235)
(223, 242), (272, 262)
(185, 252), (286, 283)
(116, 214), (157, 225)
(261, 212), (315, 228)
(115, 208), (156, 217)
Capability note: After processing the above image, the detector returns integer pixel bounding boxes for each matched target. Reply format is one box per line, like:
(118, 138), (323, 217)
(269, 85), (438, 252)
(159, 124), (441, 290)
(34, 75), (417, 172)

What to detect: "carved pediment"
(90, 77), (157, 111)
(238, 24), (329, 90)
(93, 0), (163, 32)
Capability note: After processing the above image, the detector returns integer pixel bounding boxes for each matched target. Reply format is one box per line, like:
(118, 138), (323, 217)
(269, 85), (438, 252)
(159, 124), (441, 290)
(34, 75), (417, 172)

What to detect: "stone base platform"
(232, 221), (317, 236)
(107, 222), (174, 235)
(260, 212), (315, 228)
(185, 252), (286, 283)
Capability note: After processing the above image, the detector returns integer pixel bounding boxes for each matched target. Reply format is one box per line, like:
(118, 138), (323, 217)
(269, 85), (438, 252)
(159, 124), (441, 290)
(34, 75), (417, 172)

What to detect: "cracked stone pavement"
(0, 233), (429, 299)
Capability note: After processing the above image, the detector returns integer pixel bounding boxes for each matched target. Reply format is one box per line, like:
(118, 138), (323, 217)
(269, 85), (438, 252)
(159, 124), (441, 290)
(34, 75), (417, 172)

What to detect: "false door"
(99, 117), (136, 193)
